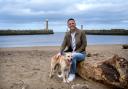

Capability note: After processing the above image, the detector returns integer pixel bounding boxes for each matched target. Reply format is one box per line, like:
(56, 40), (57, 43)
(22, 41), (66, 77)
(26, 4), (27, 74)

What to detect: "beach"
(0, 45), (128, 89)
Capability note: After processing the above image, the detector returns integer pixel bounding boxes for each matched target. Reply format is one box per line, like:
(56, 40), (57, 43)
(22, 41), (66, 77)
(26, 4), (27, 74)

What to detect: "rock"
(71, 84), (89, 89)
(77, 55), (128, 88)
(86, 52), (99, 57)
(86, 53), (92, 57)
(122, 44), (128, 49)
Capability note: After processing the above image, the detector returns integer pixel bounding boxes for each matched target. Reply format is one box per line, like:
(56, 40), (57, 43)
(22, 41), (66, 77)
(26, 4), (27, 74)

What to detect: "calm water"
(0, 32), (128, 48)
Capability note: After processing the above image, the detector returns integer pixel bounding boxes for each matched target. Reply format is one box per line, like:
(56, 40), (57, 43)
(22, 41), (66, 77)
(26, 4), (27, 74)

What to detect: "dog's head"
(64, 52), (72, 63)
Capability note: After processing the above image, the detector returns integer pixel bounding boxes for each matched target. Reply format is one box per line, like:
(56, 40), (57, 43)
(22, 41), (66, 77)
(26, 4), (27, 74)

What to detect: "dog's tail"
(52, 54), (61, 71)
(54, 54), (61, 60)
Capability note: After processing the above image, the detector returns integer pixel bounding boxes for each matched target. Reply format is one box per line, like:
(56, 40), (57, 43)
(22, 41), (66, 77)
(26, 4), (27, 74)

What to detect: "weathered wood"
(77, 55), (128, 88)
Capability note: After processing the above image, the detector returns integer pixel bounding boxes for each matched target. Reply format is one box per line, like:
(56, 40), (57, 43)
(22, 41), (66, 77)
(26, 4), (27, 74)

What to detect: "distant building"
(111, 29), (125, 31)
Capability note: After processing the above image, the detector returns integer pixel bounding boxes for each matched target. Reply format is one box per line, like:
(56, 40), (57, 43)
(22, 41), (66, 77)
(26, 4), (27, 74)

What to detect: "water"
(0, 32), (128, 48)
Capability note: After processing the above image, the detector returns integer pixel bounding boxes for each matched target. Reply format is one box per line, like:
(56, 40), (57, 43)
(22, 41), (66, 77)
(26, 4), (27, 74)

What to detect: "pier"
(84, 29), (128, 35)
(0, 19), (54, 35)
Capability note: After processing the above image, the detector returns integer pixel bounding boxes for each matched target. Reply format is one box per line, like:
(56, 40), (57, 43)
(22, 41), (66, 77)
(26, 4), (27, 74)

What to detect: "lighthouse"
(45, 19), (48, 30)
(81, 25), (83, 30)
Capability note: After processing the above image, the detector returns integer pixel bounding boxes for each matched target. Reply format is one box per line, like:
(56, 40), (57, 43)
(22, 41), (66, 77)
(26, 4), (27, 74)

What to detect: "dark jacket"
(60, 28), (87, 53)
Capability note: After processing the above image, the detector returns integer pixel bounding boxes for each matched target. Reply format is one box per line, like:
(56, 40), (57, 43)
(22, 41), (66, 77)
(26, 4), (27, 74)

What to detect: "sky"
(0, 0), (128, 32)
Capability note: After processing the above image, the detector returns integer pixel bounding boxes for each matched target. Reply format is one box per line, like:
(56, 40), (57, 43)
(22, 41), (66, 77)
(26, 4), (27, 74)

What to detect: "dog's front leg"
(66, 70), (70, 83)
(49, 63), (55, 78)
(61, 68), (67, 83)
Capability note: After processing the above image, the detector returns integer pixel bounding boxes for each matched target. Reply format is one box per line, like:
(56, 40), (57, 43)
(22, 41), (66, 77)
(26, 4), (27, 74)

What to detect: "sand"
(0, 45), (128, 89)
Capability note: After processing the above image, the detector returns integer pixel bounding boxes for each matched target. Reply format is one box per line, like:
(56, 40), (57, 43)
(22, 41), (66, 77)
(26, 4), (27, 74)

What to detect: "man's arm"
(76, 31), (87, 52)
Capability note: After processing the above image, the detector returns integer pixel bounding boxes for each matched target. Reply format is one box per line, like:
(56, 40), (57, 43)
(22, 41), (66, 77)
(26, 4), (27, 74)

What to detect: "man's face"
(67, 20), (76, 30)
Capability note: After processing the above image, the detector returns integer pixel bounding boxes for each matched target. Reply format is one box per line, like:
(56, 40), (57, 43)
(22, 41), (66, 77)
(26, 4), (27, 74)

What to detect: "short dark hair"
(67, 18), (75, 22)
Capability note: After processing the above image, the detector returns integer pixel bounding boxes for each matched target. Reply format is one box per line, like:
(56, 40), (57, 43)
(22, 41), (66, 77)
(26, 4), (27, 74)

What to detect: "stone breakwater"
(0, 29), (54, 35)
(84, 29), (128, 35)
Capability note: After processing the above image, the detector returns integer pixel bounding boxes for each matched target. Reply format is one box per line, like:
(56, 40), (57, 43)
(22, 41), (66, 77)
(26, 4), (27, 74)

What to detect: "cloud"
(0, 0), (128, 31)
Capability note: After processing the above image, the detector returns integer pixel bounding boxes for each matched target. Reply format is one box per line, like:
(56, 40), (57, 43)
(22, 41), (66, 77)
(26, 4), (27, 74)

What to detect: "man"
(58, 18), (87, 82)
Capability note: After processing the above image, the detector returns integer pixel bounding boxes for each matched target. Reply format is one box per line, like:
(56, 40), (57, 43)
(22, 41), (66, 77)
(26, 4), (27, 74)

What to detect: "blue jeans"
(70, 52), (86, 74)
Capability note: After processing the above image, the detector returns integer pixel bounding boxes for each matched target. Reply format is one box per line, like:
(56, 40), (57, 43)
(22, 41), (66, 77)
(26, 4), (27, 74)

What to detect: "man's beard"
(70, 27), (76, 30)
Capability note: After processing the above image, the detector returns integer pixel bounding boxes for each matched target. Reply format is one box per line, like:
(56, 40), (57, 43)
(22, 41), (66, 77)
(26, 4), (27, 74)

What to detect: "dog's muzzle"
(67, 58), (72, 63)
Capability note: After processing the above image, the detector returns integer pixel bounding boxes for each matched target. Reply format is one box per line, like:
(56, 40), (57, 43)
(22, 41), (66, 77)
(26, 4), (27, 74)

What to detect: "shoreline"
(0, 44), (125, 50)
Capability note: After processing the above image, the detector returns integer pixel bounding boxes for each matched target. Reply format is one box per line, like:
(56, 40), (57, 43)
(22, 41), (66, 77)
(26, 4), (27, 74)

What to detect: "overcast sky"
(0, 0), (128, 32)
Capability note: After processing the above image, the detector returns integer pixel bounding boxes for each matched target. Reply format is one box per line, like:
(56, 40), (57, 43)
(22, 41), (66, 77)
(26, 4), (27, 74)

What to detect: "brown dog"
(49, 52), (72, 83)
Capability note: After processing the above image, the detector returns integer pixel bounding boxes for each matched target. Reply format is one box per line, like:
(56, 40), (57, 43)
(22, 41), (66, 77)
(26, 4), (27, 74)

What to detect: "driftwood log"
(77, 55), (128, 88)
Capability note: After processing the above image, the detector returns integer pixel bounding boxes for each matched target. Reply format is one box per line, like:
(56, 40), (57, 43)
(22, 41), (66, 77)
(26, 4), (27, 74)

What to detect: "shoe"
(68, 74), (75, 82)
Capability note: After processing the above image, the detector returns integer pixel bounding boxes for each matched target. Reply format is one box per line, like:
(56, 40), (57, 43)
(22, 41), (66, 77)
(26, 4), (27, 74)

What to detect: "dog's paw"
(66, 80), (70, 83)
(49, 74), (53, 78)
(63, 79), (70, 83)
(63, 80), (67, 83)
